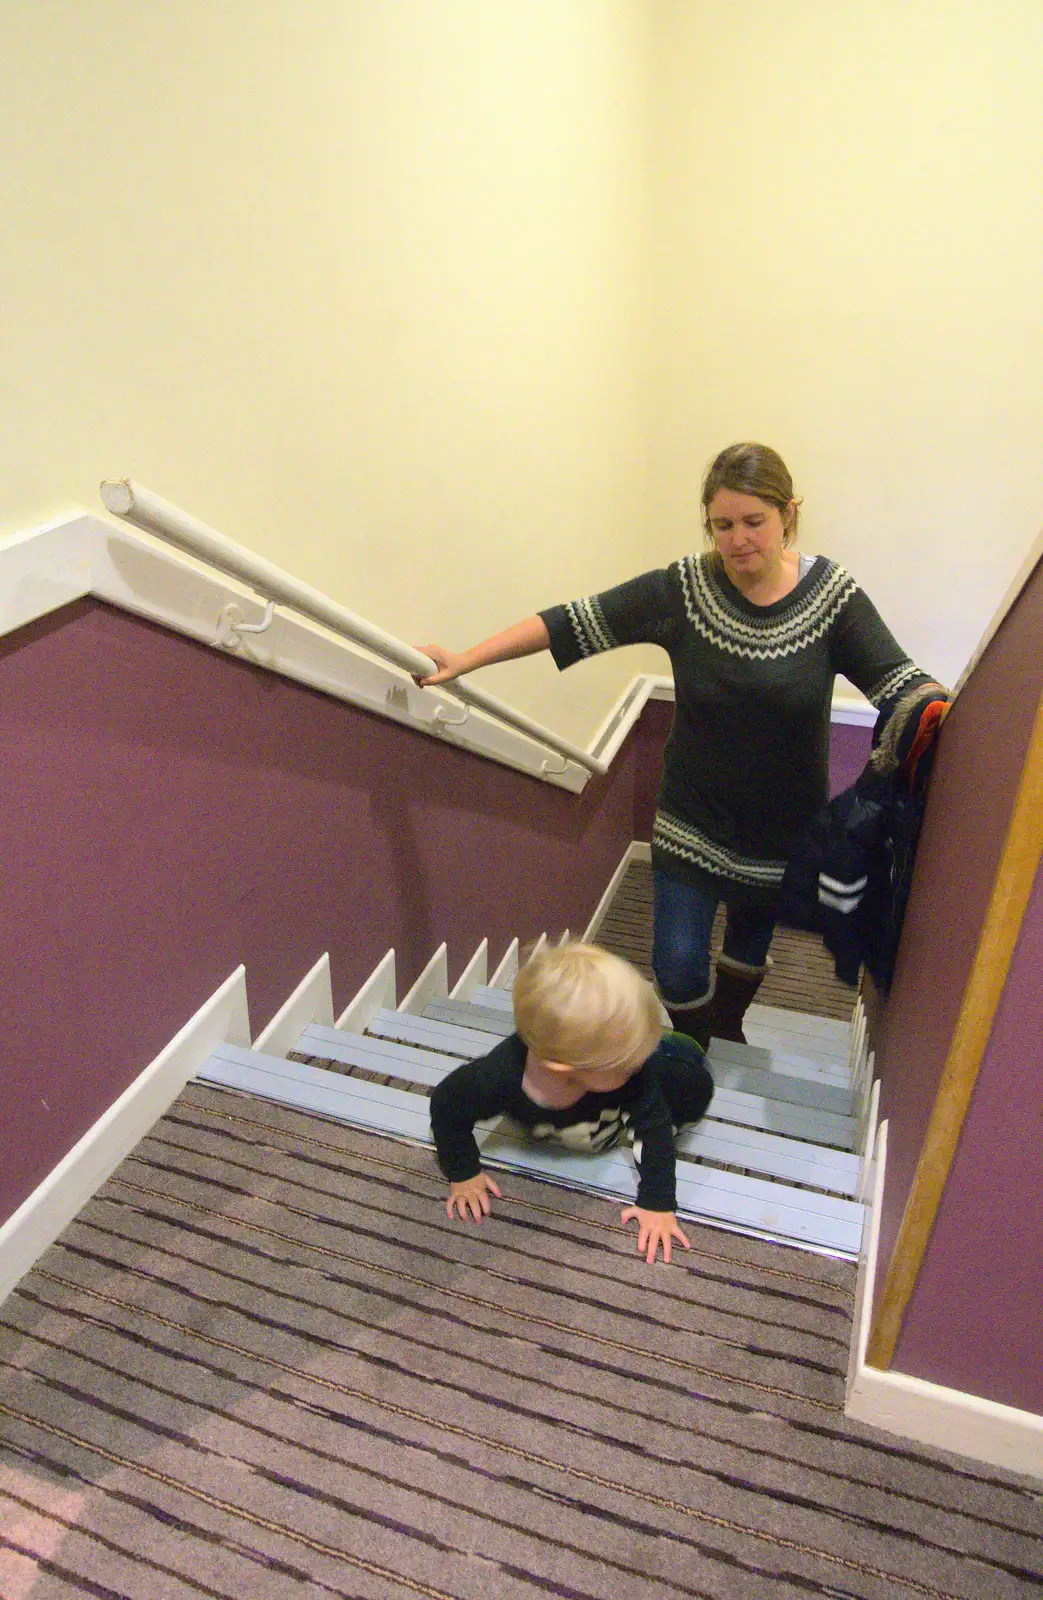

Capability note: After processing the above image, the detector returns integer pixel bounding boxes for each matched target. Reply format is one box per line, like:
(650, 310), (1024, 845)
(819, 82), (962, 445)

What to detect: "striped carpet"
(596, 861), (859, 1021)
(2, 1084), (1041, 1600)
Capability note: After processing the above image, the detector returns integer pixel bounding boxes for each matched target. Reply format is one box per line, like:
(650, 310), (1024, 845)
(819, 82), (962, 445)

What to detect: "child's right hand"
(446, 1172), (502, 1223)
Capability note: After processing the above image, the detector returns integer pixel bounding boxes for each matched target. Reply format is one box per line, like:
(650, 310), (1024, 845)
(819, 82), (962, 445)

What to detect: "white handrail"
(99, 480), (606, 776)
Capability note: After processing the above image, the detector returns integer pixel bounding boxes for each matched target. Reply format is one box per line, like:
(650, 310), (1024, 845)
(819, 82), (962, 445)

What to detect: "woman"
(417, 443), (937, 1047)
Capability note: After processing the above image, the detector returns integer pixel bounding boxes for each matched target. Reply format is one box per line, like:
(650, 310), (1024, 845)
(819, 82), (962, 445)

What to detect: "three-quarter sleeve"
(539, 568), (680, 671)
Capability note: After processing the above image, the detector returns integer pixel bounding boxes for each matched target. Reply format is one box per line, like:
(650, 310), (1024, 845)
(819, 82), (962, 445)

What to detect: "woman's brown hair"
(701, 442), (802, 546)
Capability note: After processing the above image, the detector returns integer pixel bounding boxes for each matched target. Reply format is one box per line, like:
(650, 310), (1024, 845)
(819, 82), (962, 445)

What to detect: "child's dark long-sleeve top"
(429, 1032), (714, 1212)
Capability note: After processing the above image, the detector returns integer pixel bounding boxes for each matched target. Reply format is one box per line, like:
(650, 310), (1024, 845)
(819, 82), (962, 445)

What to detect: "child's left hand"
(620, 1206), (691, 1265)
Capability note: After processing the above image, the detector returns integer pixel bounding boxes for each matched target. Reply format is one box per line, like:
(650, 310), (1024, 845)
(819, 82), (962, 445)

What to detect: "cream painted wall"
(4, 2), (1041, 740)
(647, 0), (1043, 694)
(0, 1), (656, 744)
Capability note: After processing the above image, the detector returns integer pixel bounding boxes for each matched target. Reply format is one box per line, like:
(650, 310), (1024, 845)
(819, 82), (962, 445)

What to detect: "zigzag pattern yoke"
(675, 553), (858, 662)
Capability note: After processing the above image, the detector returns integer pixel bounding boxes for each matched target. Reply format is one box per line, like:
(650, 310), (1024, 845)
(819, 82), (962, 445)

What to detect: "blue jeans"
(652, 867), (776, 1005)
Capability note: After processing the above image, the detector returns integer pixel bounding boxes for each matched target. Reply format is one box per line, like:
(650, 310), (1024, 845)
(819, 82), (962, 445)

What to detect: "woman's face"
(706, 488), (793, 584)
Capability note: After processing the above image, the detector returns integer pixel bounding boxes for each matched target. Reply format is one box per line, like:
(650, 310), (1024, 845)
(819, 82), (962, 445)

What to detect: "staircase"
(196, 937), (870, 1260)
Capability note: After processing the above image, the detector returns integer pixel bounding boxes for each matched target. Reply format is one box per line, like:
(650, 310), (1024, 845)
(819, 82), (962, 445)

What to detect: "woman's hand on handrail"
(413, 616), (551, 688)
(413, 644), (470, 686)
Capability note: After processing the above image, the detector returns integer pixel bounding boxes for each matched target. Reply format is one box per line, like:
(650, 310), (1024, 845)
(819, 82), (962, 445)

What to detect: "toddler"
(430, 943), (714, 1264)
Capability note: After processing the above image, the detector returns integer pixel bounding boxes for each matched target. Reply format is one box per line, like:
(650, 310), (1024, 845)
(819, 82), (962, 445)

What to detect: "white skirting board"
(400, 943), (449, 1015)
(253, 951), (334, 1055)
(450, 939), (488, 1000)
(583, 840), (651, 943)
(0, 967), (250, 1309)
(335, 949), (397, 1032)
(489, 938), (519, 989)
(846, 1118), (1043, 1481)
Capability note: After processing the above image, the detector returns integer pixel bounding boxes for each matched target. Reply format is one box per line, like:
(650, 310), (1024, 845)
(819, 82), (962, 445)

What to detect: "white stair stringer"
(400, 944), (449, 1016)
(254, 952), (334, 1056)
(450, 939), (488, 1001)
(335, 949), (396, 1033)
(488, 940), (519, 990)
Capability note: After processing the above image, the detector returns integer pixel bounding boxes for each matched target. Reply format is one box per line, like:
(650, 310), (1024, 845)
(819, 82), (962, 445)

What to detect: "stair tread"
(199, 1042), (435, 1140)
(368, 1008), (504, 1055)
(470, 984), (515, 1011)
(296, 1023), (464, 1085)
(429, 999), (855, 1096)
(705, 1052), (855, 1116)
(747, 1002), (852, 1044)
(395, 1005), (856, 1142)
(693, 1088), (857, 1149)
(425, 997), (515, 1036)
(734, 1043), (853, 1088)
(745, 1027), (851, 1069)
(677, 1120), (859, 1196)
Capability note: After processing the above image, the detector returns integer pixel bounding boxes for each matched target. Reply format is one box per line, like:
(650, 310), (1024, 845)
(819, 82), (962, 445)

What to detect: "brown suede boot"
(710, 959), (768, 1044)
(664, 987), (716, 1052)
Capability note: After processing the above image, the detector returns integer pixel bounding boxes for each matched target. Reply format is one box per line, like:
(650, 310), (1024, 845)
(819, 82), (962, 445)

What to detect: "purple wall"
(827, 720), (874, 797)
(866, 559), (1043, 1412)
(893, 850), (1043, 1412)
(0, 599), (642, 1227)
(633, 698), (672, 838)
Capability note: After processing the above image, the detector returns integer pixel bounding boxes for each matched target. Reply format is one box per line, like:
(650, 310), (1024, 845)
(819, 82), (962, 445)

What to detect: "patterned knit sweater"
(540, 553), (931, 900)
